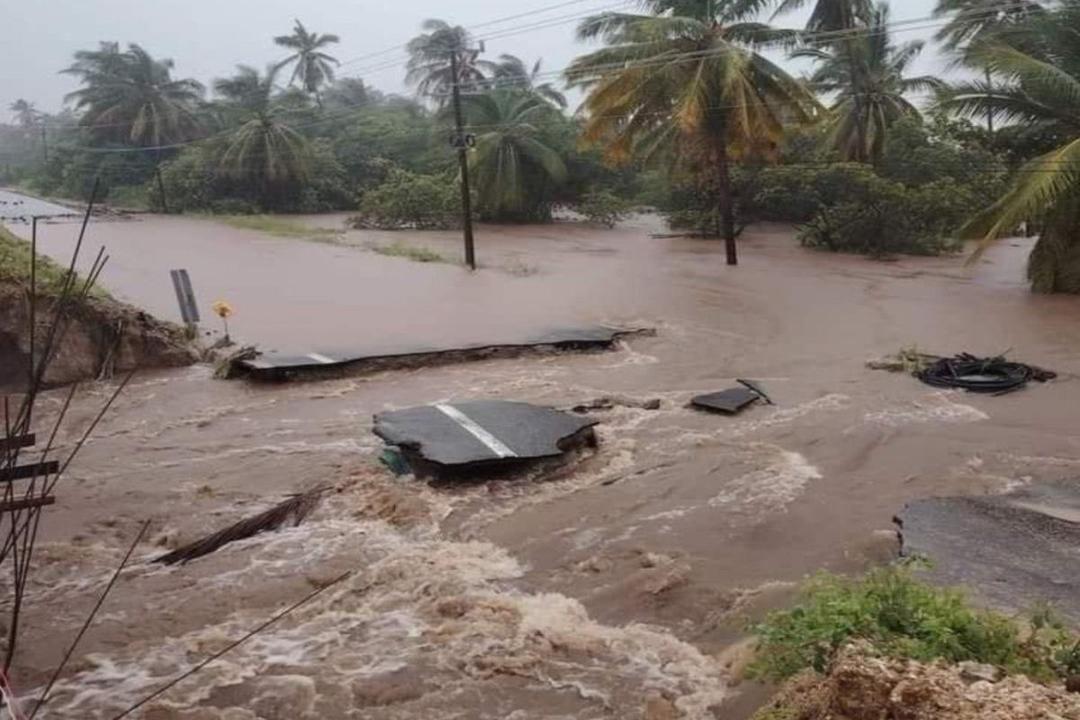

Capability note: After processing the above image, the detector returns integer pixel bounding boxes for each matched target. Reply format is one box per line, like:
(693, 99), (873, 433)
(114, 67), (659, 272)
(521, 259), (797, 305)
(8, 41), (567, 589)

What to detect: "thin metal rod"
(29, 521), (151, 719)
(110, 571), (352, 720)
(28, 217), (37, 399)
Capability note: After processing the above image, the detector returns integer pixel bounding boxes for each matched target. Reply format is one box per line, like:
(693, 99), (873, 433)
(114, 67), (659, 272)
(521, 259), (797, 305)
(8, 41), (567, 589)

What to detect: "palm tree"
(9, 100), (38, 129)
(567, 0), (819, 265)
(63, 43), (203, 210)
(933, 0), (1045, 132)
(938, 3), (1080, 293)
(214, 65), (311, 208)
(486, 55), (568, 108)
(461, 90), (567, 220)
(274, 19), (341, 106)
(793, 3), (943, 164)
(406, 19), (486, 101)
(773, 0), (872, 32)
(63, 43), (203, 146)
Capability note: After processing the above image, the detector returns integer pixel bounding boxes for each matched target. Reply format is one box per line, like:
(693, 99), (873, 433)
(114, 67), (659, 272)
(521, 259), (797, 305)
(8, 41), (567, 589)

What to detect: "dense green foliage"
(748, 565), (1080, 683)
(350, 169), (460, 230)
(576, 190), (632, 228)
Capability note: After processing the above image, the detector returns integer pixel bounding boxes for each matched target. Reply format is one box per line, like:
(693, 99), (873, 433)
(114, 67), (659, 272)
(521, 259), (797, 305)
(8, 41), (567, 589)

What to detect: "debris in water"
(868, 348), (1056, 394)
(154, 488), (327, 565)
(691, 379), (773, 415)
(373, 400), (597, 480)
(916, 354), (1056, 394)
(231, 325), (652, 381)
(571, 395), (662, 413)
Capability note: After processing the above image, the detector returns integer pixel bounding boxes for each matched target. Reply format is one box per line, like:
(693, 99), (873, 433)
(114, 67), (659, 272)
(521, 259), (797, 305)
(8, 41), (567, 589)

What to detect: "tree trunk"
(156, 164), (170, 215)
(985, 68), (994, 134)
(716, 144), (738, 266)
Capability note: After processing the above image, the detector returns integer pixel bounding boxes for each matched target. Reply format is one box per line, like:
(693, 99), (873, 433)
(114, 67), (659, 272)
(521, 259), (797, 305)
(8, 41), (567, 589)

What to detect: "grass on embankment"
(747, 563), (1080, 684)
(219, 215), (345, 241)
(0, 224), (106, 296)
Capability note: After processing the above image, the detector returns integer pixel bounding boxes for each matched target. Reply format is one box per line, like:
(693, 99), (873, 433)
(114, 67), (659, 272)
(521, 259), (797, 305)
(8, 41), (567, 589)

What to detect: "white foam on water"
(708, 446), (823, 512)
(863, 392), (989, 427)
(34, 455), (737, 720)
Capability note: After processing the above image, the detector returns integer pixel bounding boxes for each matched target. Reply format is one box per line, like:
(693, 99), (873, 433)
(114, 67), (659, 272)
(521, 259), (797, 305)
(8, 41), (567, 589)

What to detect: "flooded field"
(8, 212), (1080, 719)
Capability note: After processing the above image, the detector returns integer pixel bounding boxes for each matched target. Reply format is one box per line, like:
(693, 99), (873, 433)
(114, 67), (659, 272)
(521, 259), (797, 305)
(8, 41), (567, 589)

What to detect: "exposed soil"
(0, 280), (198, 390)
(756, 644), (1080, 720)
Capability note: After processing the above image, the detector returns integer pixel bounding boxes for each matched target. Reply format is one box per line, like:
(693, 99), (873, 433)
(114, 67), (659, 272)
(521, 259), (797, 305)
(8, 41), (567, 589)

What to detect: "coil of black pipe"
(917, 354), (1057, 394)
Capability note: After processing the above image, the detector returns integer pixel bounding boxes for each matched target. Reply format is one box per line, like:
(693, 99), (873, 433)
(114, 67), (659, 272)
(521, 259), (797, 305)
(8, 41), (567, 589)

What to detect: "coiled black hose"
(917, 354), (1057, 394)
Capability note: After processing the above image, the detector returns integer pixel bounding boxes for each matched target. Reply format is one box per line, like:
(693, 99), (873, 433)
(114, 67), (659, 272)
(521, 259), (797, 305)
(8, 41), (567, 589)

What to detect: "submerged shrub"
(747, 565), (1080, 683)
(349, 169), (460, 230)
(576, 190), (631, 228)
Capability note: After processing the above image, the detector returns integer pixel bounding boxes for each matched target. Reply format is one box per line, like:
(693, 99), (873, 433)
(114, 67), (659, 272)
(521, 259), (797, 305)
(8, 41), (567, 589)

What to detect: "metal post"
(450, 50), (477, 270)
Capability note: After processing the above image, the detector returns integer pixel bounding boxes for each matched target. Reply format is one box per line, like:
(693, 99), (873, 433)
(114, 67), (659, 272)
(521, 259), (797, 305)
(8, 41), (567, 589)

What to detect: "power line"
(336, 0), (627, 71)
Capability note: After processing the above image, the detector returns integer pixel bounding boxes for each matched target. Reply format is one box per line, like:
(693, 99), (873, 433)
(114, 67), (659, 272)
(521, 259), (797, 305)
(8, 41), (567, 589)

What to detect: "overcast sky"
(2, 0), (945, 116)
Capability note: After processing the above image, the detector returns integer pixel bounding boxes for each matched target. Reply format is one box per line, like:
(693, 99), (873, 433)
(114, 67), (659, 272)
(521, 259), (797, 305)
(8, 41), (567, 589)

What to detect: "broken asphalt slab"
(233, 325), (653, 381)
(691, 380), (773, 415)
(896, 480), (1080, 623)
(373, 400), (598, 479)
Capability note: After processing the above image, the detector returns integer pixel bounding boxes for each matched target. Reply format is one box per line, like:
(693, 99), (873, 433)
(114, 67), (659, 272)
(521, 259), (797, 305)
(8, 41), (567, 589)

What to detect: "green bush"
(350, 169), (460, 230)
(798, 178), (970, 257)
(576, 190), (631, 228)
(747, 565), (1080, 683)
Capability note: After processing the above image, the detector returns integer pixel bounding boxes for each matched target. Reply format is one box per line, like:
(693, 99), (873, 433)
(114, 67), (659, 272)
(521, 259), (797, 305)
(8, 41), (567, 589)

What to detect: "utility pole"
(449, 49), (477, 270)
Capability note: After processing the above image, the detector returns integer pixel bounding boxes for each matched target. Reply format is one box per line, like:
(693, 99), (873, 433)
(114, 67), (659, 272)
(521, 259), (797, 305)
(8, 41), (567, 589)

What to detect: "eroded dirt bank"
(7, 215), (1080, 719)
(0, 280), (198, 390)
(755, 644), (1080, 720)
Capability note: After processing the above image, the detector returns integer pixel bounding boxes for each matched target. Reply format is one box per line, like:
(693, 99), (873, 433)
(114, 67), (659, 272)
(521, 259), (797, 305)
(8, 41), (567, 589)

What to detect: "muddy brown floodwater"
(6, 214), (1080, 719)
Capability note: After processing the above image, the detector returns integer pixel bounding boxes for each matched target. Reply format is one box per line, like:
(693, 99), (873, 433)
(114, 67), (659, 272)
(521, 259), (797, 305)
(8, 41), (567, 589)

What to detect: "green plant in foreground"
(747, 565), (1080, 683)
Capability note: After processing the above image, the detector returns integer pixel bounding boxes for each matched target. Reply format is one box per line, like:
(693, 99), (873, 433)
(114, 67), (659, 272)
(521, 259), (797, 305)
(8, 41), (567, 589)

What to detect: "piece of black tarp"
(373, 400), (597, 477)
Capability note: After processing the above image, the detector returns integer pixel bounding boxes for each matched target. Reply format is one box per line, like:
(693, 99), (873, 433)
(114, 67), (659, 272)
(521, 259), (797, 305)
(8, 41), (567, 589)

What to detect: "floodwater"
(7, 211), (1080, 719)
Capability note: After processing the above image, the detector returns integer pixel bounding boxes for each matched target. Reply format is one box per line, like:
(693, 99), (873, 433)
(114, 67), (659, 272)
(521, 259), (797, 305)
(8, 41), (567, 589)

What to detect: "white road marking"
(307, 353), (336, 364)
(435, 404), (518, 459)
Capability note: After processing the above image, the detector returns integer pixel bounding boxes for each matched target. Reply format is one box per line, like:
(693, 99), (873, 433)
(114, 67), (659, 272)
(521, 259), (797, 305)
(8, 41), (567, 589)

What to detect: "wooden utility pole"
(449, 49), (477, 270)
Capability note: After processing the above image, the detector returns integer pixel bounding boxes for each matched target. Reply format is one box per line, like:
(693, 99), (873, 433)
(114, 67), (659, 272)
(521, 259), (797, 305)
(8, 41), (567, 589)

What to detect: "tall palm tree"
(9, 100), (38, 129)
(933, 0), (1045, 132)
(793, 3), (942, 163)
(773, 0), (872, 32)
(486, 55), (568, 108)
(406, 19), (487, 101)
(938, 3), (1080, 293)
(274, 19), (341, 106)
(461, 90), (567, 220)
(63, 43), (204, 146)
(567, 0), (819, 265)
(214, 65), (310, 208)
(64, 43), (203, 211)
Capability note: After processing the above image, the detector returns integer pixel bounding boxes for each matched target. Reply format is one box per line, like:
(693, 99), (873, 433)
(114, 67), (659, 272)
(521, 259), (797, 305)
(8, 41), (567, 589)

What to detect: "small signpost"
(169, 269), (200, 330)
